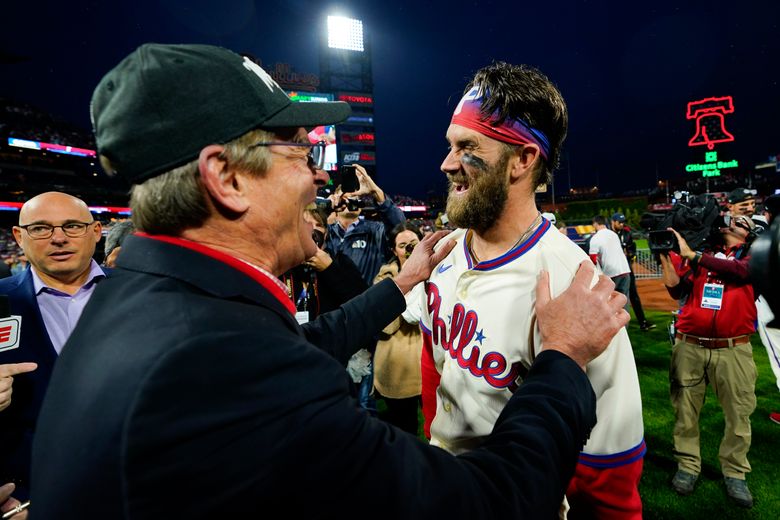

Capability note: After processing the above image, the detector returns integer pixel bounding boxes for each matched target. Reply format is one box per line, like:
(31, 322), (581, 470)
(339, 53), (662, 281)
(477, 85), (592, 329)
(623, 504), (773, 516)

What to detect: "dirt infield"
(636, 278), (678, 312)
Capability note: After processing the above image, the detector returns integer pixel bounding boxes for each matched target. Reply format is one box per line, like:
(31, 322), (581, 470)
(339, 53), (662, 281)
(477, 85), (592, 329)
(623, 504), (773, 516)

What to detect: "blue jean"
(357, 363), (377, 416)
(612, 274), (631, 313)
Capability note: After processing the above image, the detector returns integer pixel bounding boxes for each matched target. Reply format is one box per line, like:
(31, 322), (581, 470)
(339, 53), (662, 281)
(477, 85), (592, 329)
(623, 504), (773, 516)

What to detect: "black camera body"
(647, 230), (679, 254)
(345, 198), (364, 211)
(641, 192), (723, 255)
(314, 196), (367, 215)
(750, 219), (780, 325)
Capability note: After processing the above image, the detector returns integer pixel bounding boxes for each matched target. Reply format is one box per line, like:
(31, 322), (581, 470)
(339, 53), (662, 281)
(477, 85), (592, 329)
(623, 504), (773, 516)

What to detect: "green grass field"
(628, 310), (780, 518)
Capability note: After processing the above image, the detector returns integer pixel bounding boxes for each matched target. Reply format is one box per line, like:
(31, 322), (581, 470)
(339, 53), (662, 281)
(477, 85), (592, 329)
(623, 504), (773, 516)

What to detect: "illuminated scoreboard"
(335, 91), (376, 166)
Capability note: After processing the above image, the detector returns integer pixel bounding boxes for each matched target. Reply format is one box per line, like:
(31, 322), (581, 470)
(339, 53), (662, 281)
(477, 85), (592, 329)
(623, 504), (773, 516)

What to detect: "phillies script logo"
(0, 317), (21, 353)
(427, 283), (520, 388)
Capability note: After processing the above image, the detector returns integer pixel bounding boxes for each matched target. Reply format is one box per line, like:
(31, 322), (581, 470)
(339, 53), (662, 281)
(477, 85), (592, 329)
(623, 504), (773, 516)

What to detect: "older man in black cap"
(30, 44), (630, 519)
(611, 212), (655, 331)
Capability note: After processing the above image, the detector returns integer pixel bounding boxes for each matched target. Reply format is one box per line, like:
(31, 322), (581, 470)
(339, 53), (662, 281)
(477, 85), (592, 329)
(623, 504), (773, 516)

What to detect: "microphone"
(0, 295), (21, 353)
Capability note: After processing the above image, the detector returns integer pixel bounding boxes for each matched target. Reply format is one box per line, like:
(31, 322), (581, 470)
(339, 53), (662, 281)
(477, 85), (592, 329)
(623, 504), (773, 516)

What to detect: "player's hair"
(592, 214), (607, 227)
(466, 62), (568, 189)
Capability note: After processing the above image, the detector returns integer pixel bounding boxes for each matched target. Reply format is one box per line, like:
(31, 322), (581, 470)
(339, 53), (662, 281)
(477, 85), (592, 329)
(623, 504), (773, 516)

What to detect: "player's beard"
(445, 152), (510, 234)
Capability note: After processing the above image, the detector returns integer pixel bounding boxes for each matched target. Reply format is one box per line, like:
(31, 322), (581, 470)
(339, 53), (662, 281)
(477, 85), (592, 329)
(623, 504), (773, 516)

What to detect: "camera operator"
(658, 215), (757, 508)
(325, 164), (405, 285)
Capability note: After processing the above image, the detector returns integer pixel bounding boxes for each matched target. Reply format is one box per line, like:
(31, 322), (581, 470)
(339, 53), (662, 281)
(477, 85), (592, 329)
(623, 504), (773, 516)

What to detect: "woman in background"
(373, 222), (424, 435)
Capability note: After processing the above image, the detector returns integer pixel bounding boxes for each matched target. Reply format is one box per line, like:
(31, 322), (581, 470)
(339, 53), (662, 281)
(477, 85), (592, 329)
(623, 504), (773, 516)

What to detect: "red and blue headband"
(451, 86), (550, 160)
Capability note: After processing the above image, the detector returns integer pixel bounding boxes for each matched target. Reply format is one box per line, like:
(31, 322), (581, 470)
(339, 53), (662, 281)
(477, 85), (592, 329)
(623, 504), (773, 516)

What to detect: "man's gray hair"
(130, 128), (275, 235)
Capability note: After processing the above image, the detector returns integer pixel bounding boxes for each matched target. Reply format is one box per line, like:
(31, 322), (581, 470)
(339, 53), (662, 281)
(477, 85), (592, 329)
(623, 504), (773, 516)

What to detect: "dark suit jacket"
(0, 269), (58, 500)
(0, 266), (108, 500)
(32, 234), (596, 519)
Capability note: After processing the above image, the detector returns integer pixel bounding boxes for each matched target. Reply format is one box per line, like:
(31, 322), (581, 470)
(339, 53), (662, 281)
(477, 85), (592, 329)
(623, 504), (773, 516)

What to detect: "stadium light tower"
(327, 16), (364, 52)
(320, 13), (376, 178)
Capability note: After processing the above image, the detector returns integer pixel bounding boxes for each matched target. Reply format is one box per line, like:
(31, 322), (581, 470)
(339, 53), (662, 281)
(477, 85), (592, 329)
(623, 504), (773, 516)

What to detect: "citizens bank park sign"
(684, 96), (739, 178)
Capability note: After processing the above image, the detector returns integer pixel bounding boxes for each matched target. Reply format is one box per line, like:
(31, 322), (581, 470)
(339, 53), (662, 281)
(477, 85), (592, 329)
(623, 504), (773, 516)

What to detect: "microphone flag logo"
(0, 316), (21, 353)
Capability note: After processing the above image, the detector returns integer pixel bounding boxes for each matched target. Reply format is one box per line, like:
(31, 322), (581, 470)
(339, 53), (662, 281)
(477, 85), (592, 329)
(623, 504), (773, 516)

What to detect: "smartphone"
(339, 165), (359, 193)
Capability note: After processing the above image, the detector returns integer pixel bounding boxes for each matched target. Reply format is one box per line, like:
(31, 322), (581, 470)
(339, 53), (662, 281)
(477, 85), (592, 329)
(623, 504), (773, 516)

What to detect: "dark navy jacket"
(326, 198), (405, 285)
(0, 267), (108, 500)
(31, 234), (596, 519)
(0, 269), (56, 500)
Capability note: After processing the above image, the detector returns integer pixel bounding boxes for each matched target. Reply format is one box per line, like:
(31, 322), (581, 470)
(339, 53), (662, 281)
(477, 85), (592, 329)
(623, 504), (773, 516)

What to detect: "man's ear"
(198, 145), (250, 214)
(11, 226), (22, 248)
(508, 144), (540, 182)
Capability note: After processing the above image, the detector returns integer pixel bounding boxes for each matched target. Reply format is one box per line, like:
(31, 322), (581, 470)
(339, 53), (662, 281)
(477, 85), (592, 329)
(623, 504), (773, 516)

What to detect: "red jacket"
(667, 246), (756, 338)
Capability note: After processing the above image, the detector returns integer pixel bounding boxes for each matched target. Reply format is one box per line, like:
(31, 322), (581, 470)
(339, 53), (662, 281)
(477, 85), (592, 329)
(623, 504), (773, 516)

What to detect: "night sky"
(2, 0), (778, 200)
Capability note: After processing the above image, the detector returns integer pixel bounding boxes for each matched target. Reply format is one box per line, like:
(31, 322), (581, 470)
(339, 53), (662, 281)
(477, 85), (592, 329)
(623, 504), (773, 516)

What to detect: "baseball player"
(420, 62), (645, 519)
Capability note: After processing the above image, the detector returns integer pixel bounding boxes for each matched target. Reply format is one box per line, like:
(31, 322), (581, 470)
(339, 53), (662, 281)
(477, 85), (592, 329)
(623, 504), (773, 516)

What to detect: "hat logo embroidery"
(242, 57), (281, 93)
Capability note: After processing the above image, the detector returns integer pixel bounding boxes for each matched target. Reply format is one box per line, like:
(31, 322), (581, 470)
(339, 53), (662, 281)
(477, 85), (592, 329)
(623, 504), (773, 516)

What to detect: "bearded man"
(420, 62), (645, 519)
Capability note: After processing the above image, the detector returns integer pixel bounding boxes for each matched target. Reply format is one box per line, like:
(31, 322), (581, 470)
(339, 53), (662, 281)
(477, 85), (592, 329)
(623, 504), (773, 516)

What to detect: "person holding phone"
(325, 164), (405, 286)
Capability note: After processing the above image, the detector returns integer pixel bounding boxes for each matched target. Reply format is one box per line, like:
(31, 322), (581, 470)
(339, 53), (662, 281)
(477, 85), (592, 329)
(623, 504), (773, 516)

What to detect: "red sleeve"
(698, 252), (750, 282)
(420, 331), (440, 440)
(665, 251), (691, 300)
(589, 253), (598, 265)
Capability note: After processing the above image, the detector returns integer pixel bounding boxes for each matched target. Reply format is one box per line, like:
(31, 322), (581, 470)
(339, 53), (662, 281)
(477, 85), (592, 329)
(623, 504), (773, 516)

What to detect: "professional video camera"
(314, 196), (368, 214)
(750, 219), (780, 326)
(640, 191), (723, 255)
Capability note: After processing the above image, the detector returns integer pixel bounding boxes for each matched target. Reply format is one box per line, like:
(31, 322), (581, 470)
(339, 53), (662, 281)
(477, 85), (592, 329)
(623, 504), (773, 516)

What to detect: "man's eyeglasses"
(251, 141), (327, 170)
(18, 222), (95, 239)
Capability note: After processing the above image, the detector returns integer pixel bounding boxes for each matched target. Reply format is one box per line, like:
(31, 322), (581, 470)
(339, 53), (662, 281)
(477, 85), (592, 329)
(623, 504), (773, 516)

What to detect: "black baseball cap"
(91, 43), (351, 184)
(611, 212), (626, 223)
(728, 188), (756, 204)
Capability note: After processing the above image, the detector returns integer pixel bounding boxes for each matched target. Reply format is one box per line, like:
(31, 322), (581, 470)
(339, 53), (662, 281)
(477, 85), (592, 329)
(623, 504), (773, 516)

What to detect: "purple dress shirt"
(31, 260), (106, 354)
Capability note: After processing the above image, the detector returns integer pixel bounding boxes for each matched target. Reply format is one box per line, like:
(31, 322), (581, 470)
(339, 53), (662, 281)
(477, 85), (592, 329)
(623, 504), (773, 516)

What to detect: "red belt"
(675, 332), (751, 349)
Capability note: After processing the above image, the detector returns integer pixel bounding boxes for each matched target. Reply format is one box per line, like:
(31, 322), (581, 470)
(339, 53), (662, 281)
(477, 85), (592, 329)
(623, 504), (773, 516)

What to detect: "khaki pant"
(669, 338), (757, 478)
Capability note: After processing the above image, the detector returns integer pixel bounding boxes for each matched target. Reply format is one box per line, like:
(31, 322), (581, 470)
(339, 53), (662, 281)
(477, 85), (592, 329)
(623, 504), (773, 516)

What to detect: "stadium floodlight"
(327, 16), (364, 52)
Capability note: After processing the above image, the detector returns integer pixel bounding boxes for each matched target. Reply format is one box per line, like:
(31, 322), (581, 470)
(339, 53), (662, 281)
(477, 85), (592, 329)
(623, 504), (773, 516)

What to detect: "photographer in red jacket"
(658, 214), (757, 508)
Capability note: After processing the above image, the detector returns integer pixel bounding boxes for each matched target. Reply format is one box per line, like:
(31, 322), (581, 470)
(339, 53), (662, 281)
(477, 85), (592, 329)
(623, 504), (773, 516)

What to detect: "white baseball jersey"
(756, 296), (780, 392)
(421, 220), (645, 467)
(588, 228), (630, 277)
